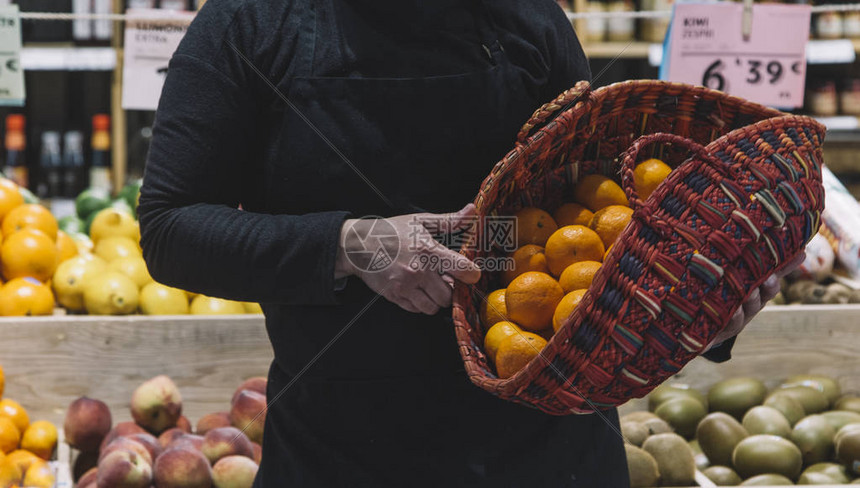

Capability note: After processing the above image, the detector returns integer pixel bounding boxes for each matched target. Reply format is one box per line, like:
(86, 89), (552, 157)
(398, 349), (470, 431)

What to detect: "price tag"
(0, 5), (25, 107)
(663, 3), (811, 108)
(122, 8), (195, 111)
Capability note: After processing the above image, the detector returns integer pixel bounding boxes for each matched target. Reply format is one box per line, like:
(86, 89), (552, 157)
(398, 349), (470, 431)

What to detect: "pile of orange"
(0, 364), (58, 488)
(481, 159), (672, 379)
(0, 178), (79, 317)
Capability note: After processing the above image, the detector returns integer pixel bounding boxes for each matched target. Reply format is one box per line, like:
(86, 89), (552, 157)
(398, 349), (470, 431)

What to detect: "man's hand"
(705, 251), (805, 350)
(335, 204), (482, 315)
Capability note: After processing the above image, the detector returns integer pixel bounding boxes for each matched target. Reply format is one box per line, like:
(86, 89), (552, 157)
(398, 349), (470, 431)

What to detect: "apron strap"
(295, 0), (317, 78)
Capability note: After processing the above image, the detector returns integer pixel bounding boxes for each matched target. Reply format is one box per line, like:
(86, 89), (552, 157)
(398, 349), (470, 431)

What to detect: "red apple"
(130, 375), (182, 434)
(196, 412), (231, 436)
(153, 447), (212, 488)
(230, 390), (266, 444)
(96, 449), (152, 488)
(212, 455), (259, 488)
(201, 427), (254, 465)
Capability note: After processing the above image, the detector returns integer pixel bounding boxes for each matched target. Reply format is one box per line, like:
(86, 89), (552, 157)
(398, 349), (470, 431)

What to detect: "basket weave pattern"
(452, 80), (826, 415)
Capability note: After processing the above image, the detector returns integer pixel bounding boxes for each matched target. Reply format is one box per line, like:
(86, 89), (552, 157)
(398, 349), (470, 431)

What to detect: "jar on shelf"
(808, 80), (839, 116)
(585, 0), (608, 43)
(843, 11), (860, 38)
(641, 0), (672, 43)
(840, 79), (860, 116)
(816, 12), (844, 39)
(607, 0), (635, 42)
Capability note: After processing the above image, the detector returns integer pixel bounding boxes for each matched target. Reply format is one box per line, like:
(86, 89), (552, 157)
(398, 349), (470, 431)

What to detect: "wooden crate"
(0, 315), (272, 426)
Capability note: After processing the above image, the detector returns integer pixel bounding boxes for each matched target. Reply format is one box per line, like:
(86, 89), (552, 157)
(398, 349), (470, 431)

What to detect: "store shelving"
(21, 45), (116, 71)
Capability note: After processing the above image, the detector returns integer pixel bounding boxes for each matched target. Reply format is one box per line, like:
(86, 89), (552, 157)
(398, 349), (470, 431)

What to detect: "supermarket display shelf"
(20, 45), (116, 71)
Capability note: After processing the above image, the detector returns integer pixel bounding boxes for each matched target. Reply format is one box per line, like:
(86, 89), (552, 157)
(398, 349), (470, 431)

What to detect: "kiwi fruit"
(621, 421), (649, 447)
(702, 465), (742, 485)
(655, 396), (707, 439)
(821, 410), (860, 431)
(739, 473), (794, 485)
(647, 383), (708, 411)
(621, 411), (660, 424)
(708, 378), (767, 420)
(624, 444), (660, 488)
(783, 375), (842, 406)
(836, 396), (860, 414)
(697, 412), (749, 467)
(732, 434), (803, 480)
(802, 462), (851, 484)
(742, 406), (792, 438)
(836, 427), (860, 475)
(642, 417), (673, 436)
(642, 433), (696, 486)
(772, 386), (830, 415)
(764, 393), (807, 426)
(797, 471), (838, 484)
(689, 439), (710, 471)
(791, 415), (837, 466)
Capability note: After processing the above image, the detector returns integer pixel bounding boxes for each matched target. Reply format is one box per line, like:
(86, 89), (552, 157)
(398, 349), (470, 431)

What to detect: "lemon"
(242, 302), (264, 314)
(52, 255), (108, 312)
(190, 295), (246, 315)
(108, 256), (154, 290)
(139, 282), (189, 315)
(89, 208), (139, 245)
(83, 271), (139, 315)
(93, 236), (142, 262)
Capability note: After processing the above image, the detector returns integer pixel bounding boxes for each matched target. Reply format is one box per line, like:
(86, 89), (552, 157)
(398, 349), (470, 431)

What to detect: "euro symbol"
(791, 61), (802, 75)
(5, 59), (17, 73)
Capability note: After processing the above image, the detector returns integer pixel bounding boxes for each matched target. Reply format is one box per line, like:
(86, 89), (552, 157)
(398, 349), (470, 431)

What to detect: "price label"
(663, 3), (811, 108)
(0, 5), (25, 107)
(122, 8), (195, 111)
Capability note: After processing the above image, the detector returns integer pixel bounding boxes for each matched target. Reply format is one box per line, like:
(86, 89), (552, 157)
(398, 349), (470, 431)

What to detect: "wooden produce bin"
(0, 315), (272, 426)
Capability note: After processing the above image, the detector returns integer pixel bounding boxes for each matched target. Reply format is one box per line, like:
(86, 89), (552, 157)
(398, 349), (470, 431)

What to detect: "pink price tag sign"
(665, 3), (811, 108)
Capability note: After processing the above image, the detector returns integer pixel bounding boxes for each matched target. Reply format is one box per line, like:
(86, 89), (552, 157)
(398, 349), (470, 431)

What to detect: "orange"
(0, 278), (55, 317)
(501, 244), (550, 286)
(0, 365), (4, 399)
(1, 205), (57, 241)
(19, 421), (56, 460)
(22, 459), (54, 488)
(0, 418), (19, 454)
(544, 226), (605, 276)
(589, 205), (634, 249)
(633, 158), (673, 200)
(0, 185), (23, 225)
(480, 289), (508, 328)
(0, 180), (18, 193)
(505, 271), (565, 332)
(55, 231), (78, 264)
(553, 289), (587, 332)
(483, 321), (522, 361)
(514, 207), (558, 247)
(495, 331), (547, 379)
(573, 174), (630, 212)
(0, 458), (21, 488)
(0, 400), (28, 435)
(3, 450), (35, 476)
(0, 229), (58, 282)
(558, 261), (602, 294)
(553, 203), (594, 227)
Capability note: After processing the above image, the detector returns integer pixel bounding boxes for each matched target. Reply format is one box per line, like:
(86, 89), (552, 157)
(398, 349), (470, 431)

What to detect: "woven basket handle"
(516, 81), (592, 144)
(620, 132), (718, 212)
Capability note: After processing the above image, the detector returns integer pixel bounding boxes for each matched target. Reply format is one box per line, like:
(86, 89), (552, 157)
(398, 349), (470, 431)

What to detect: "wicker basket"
(452, 80), (826, 415)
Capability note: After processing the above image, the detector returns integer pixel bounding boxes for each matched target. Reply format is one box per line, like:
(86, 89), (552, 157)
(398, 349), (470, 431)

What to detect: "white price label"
(122, 8), (195, 111)
(663, 3), (811, 108)
(0, 5), (24, 107)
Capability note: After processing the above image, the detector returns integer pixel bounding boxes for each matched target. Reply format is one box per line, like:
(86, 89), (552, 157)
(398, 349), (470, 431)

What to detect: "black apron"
(252, 2), (629, 486)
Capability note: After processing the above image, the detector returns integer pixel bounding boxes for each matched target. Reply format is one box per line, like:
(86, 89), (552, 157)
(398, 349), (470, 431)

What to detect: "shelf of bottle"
(20, 45), (116, 71)
(583, 39), (858, 66)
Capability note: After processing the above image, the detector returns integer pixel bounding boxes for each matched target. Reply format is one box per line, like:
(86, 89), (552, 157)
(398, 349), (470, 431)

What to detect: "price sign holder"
(660, 2), (811, 109)
(0, 5), (25, 107)
(122, 8), (195, 111)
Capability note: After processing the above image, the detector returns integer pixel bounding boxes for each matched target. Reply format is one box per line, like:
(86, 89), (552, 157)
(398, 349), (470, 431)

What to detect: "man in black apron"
(140, 1), (786, 486)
